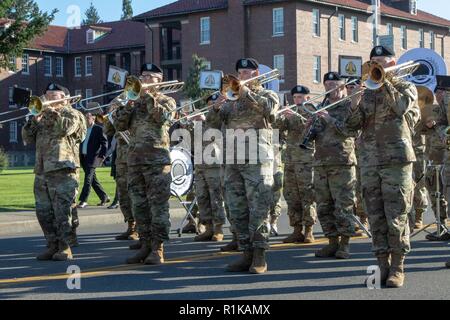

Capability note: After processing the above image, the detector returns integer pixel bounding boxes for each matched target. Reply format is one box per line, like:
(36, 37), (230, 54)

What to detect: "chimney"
(380, 0), (417, 14)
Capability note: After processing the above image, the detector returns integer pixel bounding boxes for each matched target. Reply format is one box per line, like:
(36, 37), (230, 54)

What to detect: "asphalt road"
(0, 213), (449, 300)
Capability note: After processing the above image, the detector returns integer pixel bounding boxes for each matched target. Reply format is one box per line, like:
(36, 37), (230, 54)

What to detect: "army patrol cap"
(206, 92), (220, 103)
(291, 85), (310, 96)
(435, 75), (450, 91)
(45, 83), (70, 96)
(323, 72), (343, 84)
(370, 45), (396, 59)
(141, 63), (163, 75)
(235, 58), (259, 71)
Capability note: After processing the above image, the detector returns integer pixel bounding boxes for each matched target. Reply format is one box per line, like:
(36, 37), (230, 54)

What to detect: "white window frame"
(8, 87), (14, 106)
(273, 54), (285, 83)
(313, 56), (321, 83)
(85, 89), (93, 100)
(386, 23), (393, 36)
(21, 54), (29, 75)
(9, 121), (18, 143)
(272, 8), (284, 36)
(338, 14), (346, 41)
(410, 0), (417, 15)
(204, 60), (211, 70)
(44, 56), (52, 76)
(9, 55), (16, 73)
(74, 57), (82, 77)
(312, 9), (320, 37)
(86, 29), (95, 44)
(56, 57), (64, 77)
(400, 26), (407, 50)
(351, 16), (358, 43)
(430, 31), (435, 50)
(200, 17), (211, 45)
(85, 56), (93, 76)
(419, 29), (424, 48)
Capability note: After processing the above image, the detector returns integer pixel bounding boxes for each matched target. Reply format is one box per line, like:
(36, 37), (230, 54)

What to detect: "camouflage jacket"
(194, 107), (223, 169)
(276, 106), (315, 164)
(220, 85), (280, 165)
(22, 105), (87, 174)
(112, 92), (176, 166)
(347, 78), (420, 167)
(103, 117), (129, 165)
(423, 102), (447, 164)
(313, 100), (358, 167)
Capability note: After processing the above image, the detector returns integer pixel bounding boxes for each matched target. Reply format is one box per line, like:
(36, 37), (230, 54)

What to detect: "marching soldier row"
(23, 45), (450, 287)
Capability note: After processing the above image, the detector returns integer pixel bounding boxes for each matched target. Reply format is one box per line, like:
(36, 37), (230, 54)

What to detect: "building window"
(351, 17), (358, 42)
(200, 17), (210, 44)
(410, 0), (417, 15)
(400, 26), (407, 50)
(419, 29), (424, 48)
(430, 31), (435, 50)
(338, 14), (345, 41)
(85, 89), (93, 100)
(44, 56), (52, 76)
(56, 57), (63, 77)
(86, 29), (94, 44)
(273, 8), (284, 36)
(22, 54), (29, 74)
(75, 57), (82, 77)
(312, 9), (320, 37)
(9, 55), (16, 72)
(204, 60), (211, 70)
(9, 87), (14, 106)
(273, 55), (285, 82)
(386, 23), (393, 36)
(75, 90), (82, 108)
(313, 56), (321, 83)
(9, 121), (17, 143)
(85, 56), (93, 76)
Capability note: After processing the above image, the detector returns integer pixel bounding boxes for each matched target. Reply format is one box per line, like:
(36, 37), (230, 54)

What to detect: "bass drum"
(170, 147), (194, 197)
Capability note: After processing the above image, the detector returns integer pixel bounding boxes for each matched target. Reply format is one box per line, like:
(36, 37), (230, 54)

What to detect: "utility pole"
(373, 0), (380, 45)
(327, 7), (338, 72)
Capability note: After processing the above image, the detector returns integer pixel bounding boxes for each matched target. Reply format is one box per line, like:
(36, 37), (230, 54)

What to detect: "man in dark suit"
(77, 112), (110, 208)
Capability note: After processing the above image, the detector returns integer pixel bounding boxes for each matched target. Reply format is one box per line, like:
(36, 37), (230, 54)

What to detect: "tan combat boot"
(226, 250), (253, 272)
(52, 241), (73, 261)
(37, 242), (59, 261)
(282, 225), (305, 243)
(335, 236), (351, 259)
(249, 248), (267, 274)
(386, 253), (406, 288)
(211, 224), (224, 242)
(116, 220), (137, 240)
(377, 253), (391, 285)
(144, 240), (165, 265)
(194, 224), (214, 242)
(220, 233), (239, 252)
(304, 225), (315, 243)
(415, 210), (424, 229)
(126, 239), (151, 264)
(315, 237), (339, 258)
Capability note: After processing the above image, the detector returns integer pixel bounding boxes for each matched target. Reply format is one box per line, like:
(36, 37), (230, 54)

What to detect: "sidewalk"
(0, 200), (190, 236)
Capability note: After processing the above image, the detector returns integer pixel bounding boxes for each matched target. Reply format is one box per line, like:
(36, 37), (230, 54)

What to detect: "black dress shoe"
(97, 197), (111, 206)
(107, 203), (119, 209)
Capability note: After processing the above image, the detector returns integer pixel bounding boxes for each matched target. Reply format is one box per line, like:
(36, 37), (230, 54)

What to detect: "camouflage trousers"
(361, 164), (413, 257)
(195, 167), (226, 225)
(116, 163), (133, 223)
(128, 164), (172, 242)
(270, 169), (284, 219)
(224, 163), (274, 251)
(220, 166), (235, 234)
(355, 166), (368, 221)
(34, 169), (79, 245)
(283, 163), (317, 227)
(425, 164), (448, 223)
(412, 157), (429, 221)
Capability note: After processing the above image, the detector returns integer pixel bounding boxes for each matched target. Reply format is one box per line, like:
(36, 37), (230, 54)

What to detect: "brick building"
(134, 0), (450, 94)
(0, 20), (145, 166)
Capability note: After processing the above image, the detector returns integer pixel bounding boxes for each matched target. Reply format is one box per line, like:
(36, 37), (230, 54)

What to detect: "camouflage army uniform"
(194, 108), (226, 228)
(423, 103), (448, 225)
(411, 131), (428, 229)
(221, 85), (279, 253)
(103, 117), (133, 224)
(347, 79), (420, 257)
(270, 138), (283, 229)
(313, 100), (358, 241)
(113, 92), (175, 249)
(276, 106), (317, 230)
(355, 139), (369, 233)
(22, 105), (87, 249)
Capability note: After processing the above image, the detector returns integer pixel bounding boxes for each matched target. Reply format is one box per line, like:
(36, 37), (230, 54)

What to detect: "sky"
(34, 0), (450, 27)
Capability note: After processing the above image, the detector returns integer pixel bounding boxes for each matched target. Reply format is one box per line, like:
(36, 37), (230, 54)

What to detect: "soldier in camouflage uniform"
(276, 85), (317, 243)
(113, 64), (176, 265)
(222, 58), (279, 274)
(103, 102), (138, 242)
(269, 136), (283, 237)
(311, 72), (358, 260)
(192, 93), (227, 242)
(348, 46), (421, 288)
(411, 130), (429, 230)
(22, 83), (87, 261)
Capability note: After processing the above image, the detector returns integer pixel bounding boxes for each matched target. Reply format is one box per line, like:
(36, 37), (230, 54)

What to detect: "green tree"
(121, 0), (133, 20)
(0, 148), (8, 173)
(183, 54), (210, 108)
(0, 0), (57, 69)
(82, 2), (103, 26)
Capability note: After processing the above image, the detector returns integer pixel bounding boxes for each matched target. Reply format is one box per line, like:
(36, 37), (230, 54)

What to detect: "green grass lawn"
(0, 167), (116, 212)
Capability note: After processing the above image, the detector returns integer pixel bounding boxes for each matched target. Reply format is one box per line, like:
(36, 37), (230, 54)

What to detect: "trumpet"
(28, 95), (82, 116)
(363, 60), (421, 90)
(223, 69), (280, 101)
